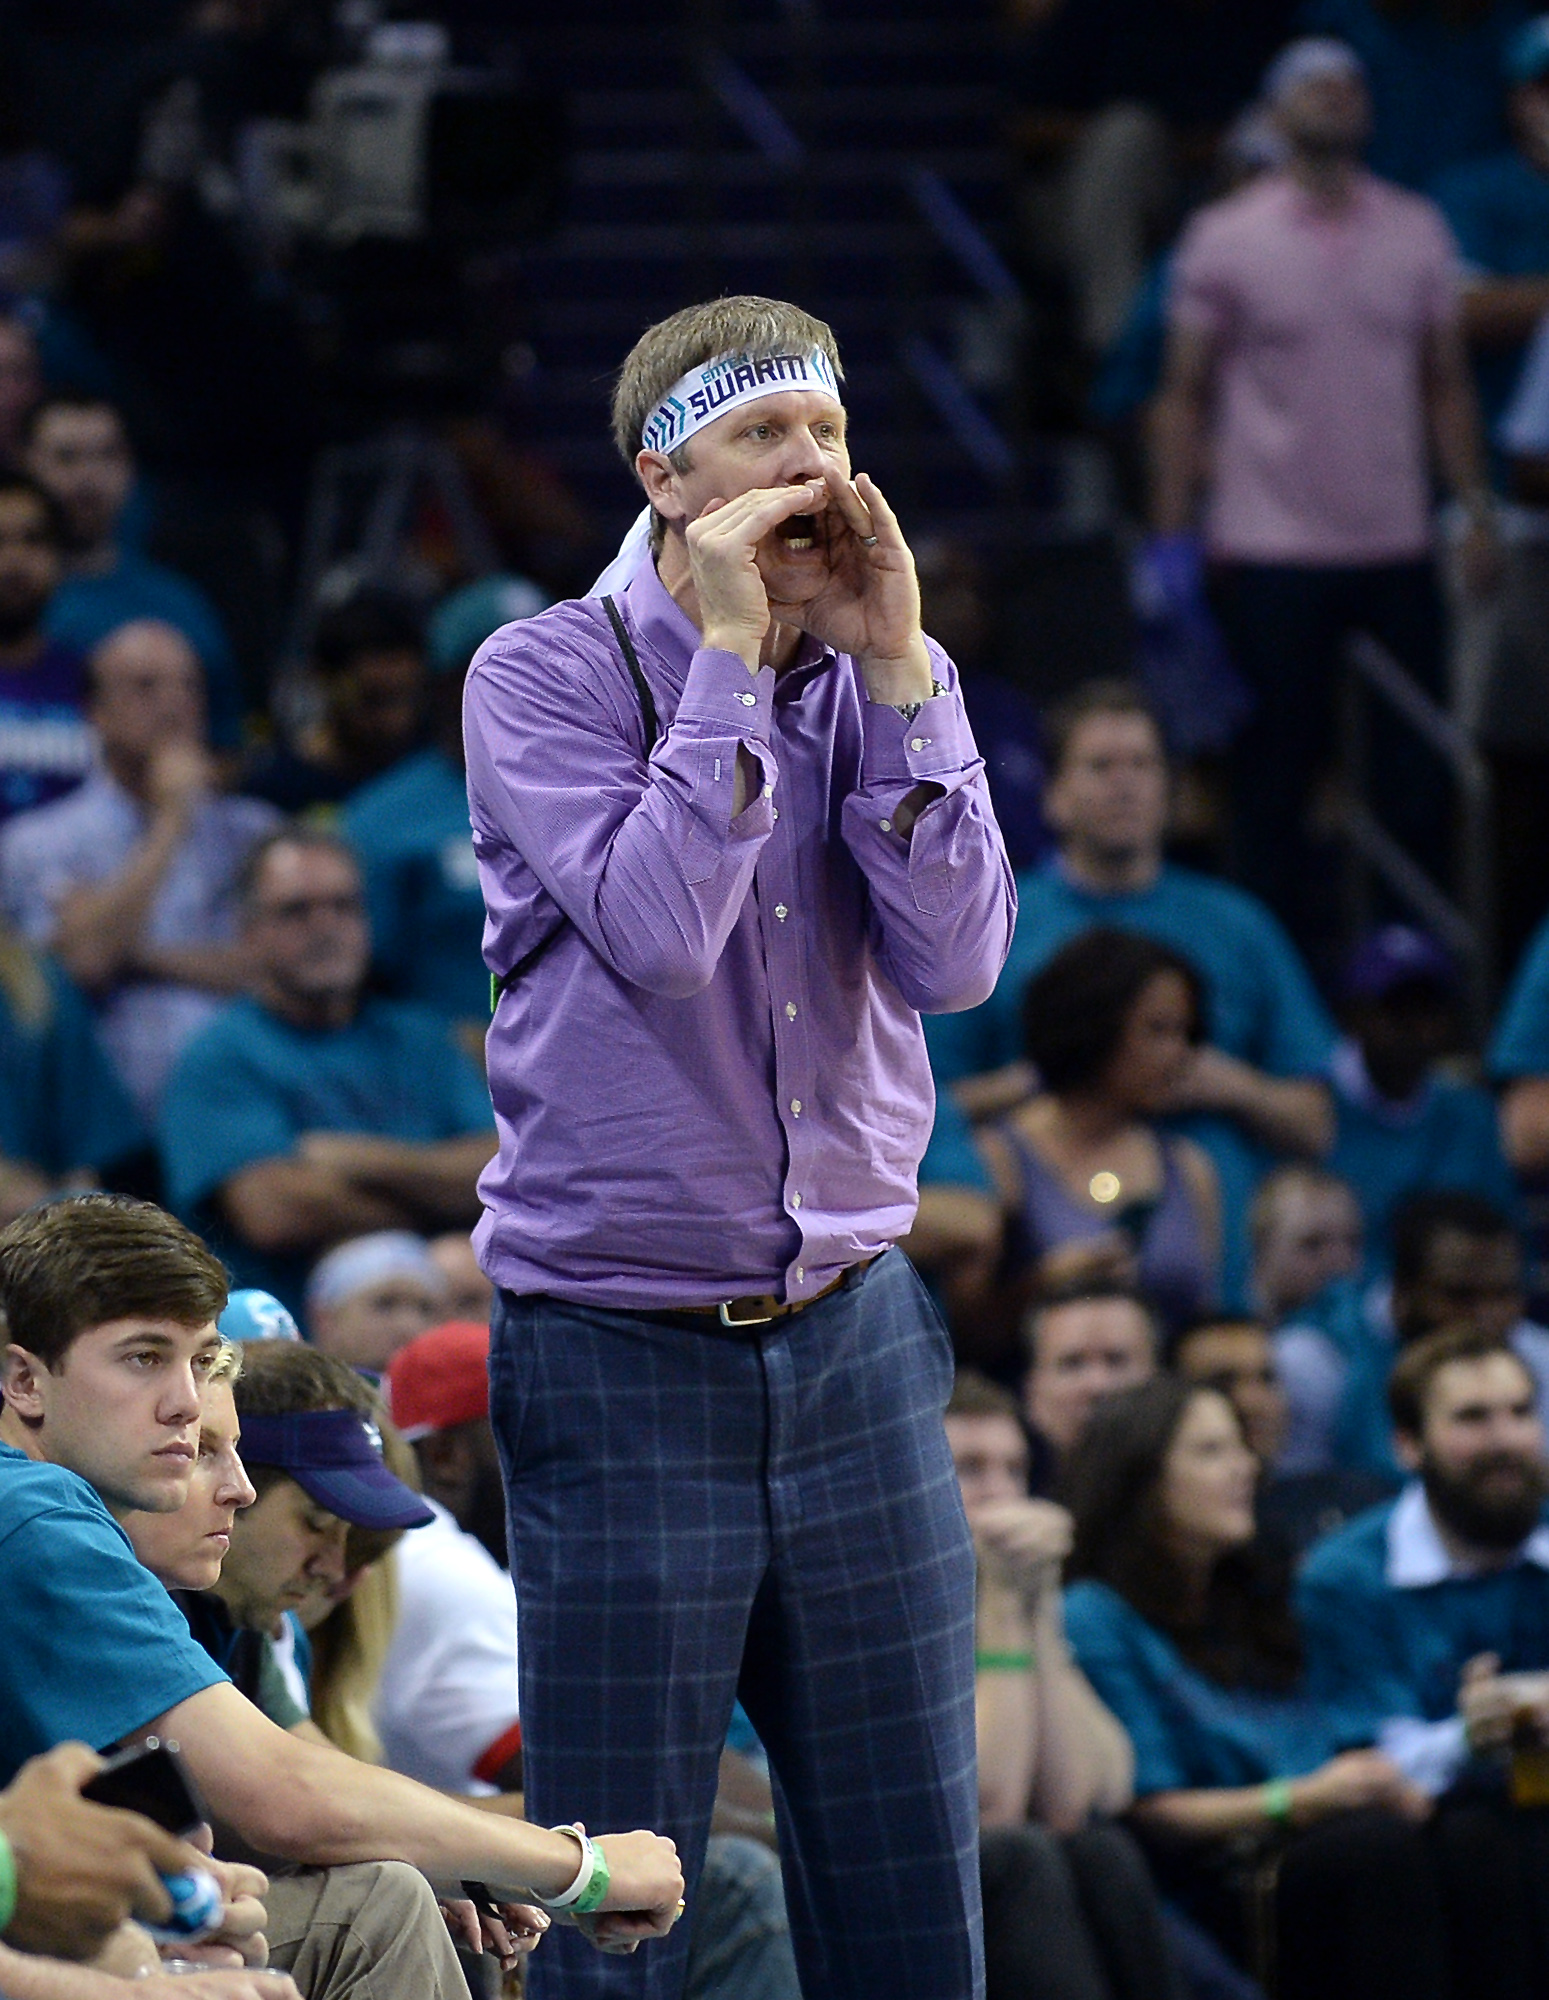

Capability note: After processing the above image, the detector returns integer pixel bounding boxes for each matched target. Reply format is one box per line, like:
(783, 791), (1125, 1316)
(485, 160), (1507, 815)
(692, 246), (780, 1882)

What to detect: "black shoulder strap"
(490, 594), (657, 1008)
(602, 592), (659, 753)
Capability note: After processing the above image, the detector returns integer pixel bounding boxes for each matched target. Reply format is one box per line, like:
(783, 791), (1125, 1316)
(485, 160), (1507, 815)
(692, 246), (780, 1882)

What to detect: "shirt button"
(796, 1266), (805, 1283)
(763, 782), (773, 797)
(739, 691), (757, 707)
(879, 818), (892, 833)
(785, 1001), (797, 1019)
(790, 1098), (802, 1116)
(771, 807), (779, 821)
(791, 1191), (802, 1209)
(910, 736), (929, 752)
(774, 904), (789, 921)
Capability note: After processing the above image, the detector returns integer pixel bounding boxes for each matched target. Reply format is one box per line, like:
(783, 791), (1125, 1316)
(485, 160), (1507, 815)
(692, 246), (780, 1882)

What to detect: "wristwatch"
(888, 680), (948, 723)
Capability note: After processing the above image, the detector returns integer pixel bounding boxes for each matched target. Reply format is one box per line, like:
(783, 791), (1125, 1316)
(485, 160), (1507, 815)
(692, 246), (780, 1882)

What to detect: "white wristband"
(539, 1825), (595, 1910)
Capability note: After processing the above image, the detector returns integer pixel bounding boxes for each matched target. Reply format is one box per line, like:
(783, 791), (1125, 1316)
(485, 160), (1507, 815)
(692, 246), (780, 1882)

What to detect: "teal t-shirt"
(0, 1442), (225, 1785)
(1491, 913), (1549, 1078)
(342, 748), (486, 1025)
(1064, 1578), (1354, 1796)
(158, 994), (494, 1309)
(1329, 1065), (1518, 1264)
(0, 958), (142, 1175)
(917, 1088), (992, 1193)
(1298, 1494), (1549, 1727)
(926, 860), (1336, 1304)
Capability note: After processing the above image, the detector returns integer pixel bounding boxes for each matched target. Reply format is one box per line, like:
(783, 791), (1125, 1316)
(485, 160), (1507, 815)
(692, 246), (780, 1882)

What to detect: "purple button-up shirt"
(463, 557), (1014, 1308)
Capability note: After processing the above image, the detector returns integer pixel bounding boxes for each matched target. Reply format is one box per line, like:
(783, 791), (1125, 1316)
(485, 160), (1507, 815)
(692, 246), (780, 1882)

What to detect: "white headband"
(589, 346), (844, 599)
(640, 346), (841, 457)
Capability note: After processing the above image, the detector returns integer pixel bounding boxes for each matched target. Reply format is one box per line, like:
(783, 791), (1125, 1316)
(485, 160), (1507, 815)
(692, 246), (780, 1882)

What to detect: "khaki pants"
(262, 1861), (467, 2000)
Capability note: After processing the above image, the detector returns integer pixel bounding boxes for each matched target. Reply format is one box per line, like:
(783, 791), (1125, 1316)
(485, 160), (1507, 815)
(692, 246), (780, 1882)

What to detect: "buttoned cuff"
(859, 686), (975, 790)
(673, 648), (775, 740)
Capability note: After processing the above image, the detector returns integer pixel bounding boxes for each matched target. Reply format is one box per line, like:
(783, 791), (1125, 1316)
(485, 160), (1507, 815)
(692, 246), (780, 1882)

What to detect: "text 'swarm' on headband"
(640, 348), (842, 457)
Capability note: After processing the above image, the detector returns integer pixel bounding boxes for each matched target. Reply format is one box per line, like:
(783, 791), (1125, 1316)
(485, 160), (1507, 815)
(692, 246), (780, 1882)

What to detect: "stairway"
(509, 0), (1040, 548)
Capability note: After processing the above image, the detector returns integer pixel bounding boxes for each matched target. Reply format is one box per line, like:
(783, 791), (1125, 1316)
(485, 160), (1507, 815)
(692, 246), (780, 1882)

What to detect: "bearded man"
(1299, 1324), (1549, 1795)
(461, 296), (1014, 1999)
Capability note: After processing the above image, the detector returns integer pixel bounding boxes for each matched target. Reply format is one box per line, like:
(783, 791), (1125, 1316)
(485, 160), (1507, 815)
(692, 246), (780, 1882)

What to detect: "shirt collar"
(622, 553), (833, 697)
(1385, 1478), (1549, 1587)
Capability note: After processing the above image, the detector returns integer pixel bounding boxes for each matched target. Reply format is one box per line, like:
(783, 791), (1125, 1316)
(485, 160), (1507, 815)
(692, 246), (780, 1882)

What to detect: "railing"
(1338, 631), (1496, 1036)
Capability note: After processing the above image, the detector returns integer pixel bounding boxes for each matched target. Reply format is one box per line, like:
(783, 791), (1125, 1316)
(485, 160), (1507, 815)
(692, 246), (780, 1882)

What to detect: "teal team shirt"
(0, 958), (142, 1175)
(1063, 1578), (1358, 1796)
(342, 748), (487, 1025)
(158, 994), (495, 1311)
(0, 1442), (225, 1785)
(926, 860), (1337, 1304)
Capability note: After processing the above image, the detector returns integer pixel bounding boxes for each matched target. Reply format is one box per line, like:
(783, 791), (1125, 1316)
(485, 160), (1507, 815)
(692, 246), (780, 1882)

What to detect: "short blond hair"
(207, 1338), (242, 1386)
(610, 296), (843, 473)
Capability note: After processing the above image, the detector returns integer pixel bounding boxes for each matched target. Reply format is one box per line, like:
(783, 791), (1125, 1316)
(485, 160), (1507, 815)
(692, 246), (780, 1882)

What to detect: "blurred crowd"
(9, 3), (1549, 2000)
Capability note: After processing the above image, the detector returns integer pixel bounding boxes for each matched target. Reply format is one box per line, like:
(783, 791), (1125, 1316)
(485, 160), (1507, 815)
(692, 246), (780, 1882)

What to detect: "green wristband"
(0, 1828), (16, 1935)
(975, 1649), (1036, 1672)
(572, 1842), (611, 1916)
(1261, 1779), (1294, 1826)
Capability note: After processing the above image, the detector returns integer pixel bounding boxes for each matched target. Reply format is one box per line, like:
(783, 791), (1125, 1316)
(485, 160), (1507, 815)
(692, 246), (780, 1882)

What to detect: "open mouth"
(777, 514), (820, 552)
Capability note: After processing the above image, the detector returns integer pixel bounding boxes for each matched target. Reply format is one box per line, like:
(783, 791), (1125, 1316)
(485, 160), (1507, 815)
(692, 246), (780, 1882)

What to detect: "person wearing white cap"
(1149, 35), (1499, 954)
(304, 1230), (449, 1372)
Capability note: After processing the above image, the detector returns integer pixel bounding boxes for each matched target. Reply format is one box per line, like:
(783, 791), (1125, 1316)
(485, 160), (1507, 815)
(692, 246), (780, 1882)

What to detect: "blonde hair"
(611, 297), (842, 550)
(207, 1339), (243, 1386)
(304, 1400), (418, 1765)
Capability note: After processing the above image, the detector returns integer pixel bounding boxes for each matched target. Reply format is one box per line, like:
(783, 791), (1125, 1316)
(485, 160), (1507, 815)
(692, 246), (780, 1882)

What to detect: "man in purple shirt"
(463, 296), (1015, 1999)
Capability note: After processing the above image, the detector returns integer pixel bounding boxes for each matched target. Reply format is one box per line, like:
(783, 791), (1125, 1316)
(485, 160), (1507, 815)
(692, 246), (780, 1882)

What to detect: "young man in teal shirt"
(931, 680), (1334, 1304)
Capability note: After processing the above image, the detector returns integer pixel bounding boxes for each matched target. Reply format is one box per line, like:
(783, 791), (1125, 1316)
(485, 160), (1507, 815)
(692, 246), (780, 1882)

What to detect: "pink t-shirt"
(1170, 171), (1460, 566)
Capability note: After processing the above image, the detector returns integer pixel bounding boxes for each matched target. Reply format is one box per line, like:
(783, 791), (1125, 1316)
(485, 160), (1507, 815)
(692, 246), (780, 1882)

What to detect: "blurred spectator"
(1300, 1327), (1549, 1741)
(304, 1231), (450, 1374)
(243, 592), (427, 816)
(1298, 0), (1534, 191)
(158, 827), (495, 1311)
(23, 394), (246, 748)
(1249, 1164), (1366, 1323)
(902, 1089), (1004, 1352)
(1388, 1190), (1549, 1411)
(1431, 17), (1549, 432)
(0, 314), (41, 470)
(1492, 898), (1549, 1173)
(0, 922), (142, 1222)
(219, 1286), (302, 1344)
(1172, 1314), (1393, 1554)
(979, 928), (1221, 1333)
(1063, 1375), (1440, 2000)
(382, 1319), (522, 1793)
(945, 1371), (1188, 2000)
(1011, 0), (1297, 352)
(914, 537), (1049, 871)
(1328, 926), (1517, 1252)
(933, 681), (1331, 1306)
(0, 470), (93, 823)
(428, 1230), (494, 1326)
(0, 618), (279, 1120)
(345, 575), (547, 1041)
(1150, 39), (1496, 948)
(1021, 1286), (1160, 1491)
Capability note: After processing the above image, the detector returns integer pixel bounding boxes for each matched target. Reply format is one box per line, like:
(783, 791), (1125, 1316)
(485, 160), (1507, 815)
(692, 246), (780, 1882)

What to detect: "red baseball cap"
(387, 1320), (492, 1441)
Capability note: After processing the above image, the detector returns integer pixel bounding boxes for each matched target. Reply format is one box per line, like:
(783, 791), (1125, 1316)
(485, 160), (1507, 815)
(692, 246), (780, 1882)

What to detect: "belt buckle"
(718, 1298), (777, 1329)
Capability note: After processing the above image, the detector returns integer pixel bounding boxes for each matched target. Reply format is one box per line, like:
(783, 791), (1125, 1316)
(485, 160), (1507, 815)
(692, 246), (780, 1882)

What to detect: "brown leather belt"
(666, 1256), (878, 1330)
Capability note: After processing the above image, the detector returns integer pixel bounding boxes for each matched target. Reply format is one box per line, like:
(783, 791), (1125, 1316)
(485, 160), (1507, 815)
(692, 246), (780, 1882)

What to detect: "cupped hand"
(1036, 1234), (1138, 1294)
(972, 1497), (1074, 1600)
(590, 1829), (684, 1926)
(1300, 1749), (1431, 1823)
(687, 481), (828, 664)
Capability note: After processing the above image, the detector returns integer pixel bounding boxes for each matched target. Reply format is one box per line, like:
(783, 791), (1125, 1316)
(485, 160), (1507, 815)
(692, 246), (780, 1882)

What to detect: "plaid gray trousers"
(490, 1248), (985, 1999)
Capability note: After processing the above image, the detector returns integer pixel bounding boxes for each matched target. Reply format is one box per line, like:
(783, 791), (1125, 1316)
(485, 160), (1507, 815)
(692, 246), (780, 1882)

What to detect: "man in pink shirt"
(1149, 38), (1498, 948)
